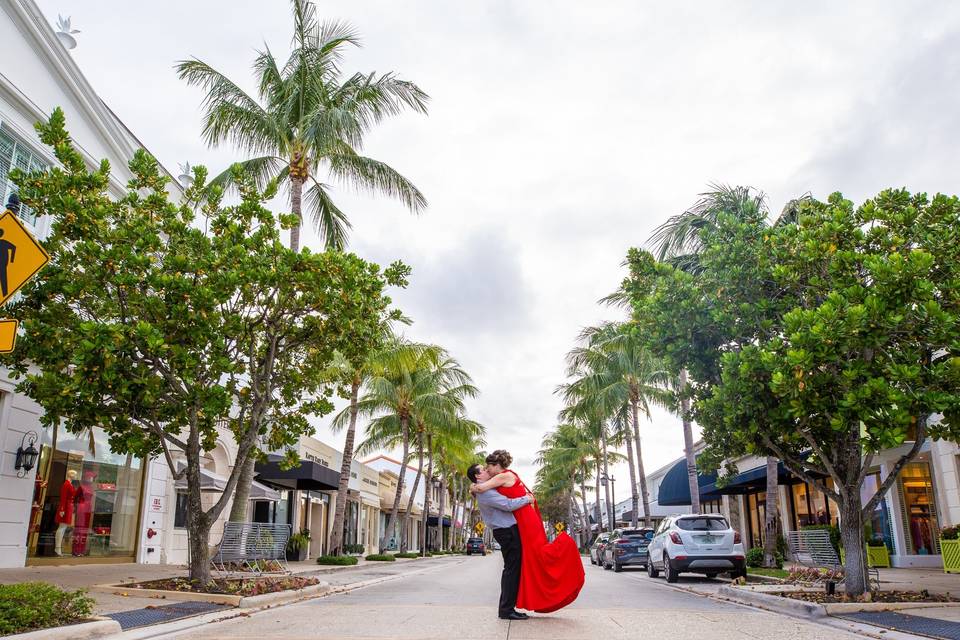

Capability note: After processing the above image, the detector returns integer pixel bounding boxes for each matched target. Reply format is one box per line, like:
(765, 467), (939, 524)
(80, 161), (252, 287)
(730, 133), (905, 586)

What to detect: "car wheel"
(590, 555), (596, 565)
(705, 573), (718, 579)
(603, 559), (612, 570)
(647, 560), (659, 578)
(664, 554), (678, 583)
(613, 562), (622, 573)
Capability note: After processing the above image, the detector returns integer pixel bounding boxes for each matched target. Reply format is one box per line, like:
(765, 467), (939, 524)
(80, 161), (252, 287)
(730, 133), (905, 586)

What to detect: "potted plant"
(286, 529), (311, 562)
(940, 525), (960, 574)
(865, 539), (890, 568)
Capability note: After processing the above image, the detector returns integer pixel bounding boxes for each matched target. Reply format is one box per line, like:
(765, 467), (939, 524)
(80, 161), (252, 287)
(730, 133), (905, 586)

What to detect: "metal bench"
(787, 529), (878, 588)
(210, 522), (291, 575)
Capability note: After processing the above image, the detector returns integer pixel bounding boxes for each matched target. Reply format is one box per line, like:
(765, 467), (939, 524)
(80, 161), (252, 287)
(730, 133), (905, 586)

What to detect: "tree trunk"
(594, 462), (604, 533)
(329, 380), (360, 556)
(763, 455), (780, 568)
(420, 435), (433, 557)
(401, 429), (425, 553)
(622, 420), (639, 529)
(438, 474), (447, 551)
(600, 427), (614, 528)
(840, 493), (869, 596)
(579, 471), (591, 548)
(679, 369), (700, 514)
(185, 449), (213, 582)
(227, 454), (255, 522)
(379, 415), (409, 553)
(631, 396), (652, 527)
(289, 174), (303, 253)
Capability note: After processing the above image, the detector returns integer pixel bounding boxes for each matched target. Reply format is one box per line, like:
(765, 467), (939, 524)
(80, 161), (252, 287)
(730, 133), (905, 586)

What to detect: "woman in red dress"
(471, 450), (585, 613)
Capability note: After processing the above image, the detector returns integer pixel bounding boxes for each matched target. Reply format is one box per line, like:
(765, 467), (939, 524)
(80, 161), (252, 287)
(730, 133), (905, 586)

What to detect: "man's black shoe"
(499, 612), (528, 621)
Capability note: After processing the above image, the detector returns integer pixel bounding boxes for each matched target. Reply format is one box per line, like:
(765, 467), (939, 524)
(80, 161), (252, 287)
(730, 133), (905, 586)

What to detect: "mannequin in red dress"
(54, 470), (78, 556)
(472, 450), (585, 614)
(72, 470), (96, 556)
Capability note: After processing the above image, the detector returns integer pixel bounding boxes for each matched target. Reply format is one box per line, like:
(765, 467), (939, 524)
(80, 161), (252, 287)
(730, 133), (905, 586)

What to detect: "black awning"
(657, 459), (719, 506)
(427, 516), (452, 527)
(255, 455), (340, 491)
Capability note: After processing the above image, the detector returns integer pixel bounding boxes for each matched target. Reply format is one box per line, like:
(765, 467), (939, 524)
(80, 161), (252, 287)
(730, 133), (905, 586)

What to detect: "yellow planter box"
(839, 545), (891, 568)
(941, 538), (960, 574)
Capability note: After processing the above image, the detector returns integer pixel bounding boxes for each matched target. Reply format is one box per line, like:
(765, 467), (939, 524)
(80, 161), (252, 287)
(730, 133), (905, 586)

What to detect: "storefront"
(27, 425), (145, 564)
(896, 461), (940, 556)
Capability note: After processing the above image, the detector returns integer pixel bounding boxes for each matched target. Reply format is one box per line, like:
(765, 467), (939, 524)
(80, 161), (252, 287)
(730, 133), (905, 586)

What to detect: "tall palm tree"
(176, 0), (429, 252)
(564, 322), (671, 528)
(536, 423), (596, 546)
(647, 183), (782, 565)
(355, 349), (477, 552)
(327, 336), (427, 555)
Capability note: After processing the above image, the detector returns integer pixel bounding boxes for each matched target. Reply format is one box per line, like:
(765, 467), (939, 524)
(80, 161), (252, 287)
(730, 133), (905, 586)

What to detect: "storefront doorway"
(27, 425), (145, 564)
(897, 461), (940, 556)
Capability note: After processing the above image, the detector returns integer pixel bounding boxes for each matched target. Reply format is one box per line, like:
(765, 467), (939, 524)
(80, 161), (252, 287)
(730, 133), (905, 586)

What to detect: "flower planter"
(940, 538), (960, 574)
(286, 546), (308, 562)
(866, 545), (890, 568)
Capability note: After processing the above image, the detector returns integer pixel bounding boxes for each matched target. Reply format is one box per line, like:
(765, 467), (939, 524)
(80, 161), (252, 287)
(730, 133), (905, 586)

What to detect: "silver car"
(646, 514), (746, 582)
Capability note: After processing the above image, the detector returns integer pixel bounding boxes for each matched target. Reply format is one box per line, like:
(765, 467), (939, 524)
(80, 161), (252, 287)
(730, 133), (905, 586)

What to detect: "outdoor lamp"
(15, 431), (39, 477)
(600, 474), (608, 487)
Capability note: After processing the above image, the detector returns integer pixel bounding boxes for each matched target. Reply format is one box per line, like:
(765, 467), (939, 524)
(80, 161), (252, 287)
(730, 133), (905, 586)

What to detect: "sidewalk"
(0, 555), (425, 615)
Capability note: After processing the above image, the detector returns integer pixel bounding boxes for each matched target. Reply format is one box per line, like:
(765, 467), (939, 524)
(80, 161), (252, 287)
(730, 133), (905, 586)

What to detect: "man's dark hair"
(466, 463), (482, 483)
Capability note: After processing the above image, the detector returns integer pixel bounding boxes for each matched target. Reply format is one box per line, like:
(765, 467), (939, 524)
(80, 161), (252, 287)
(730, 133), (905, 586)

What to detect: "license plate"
(698, 535), (719, 544)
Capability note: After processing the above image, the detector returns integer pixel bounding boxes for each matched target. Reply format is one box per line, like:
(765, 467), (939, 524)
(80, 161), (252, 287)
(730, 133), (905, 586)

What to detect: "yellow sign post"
(0, 209), (50, 352)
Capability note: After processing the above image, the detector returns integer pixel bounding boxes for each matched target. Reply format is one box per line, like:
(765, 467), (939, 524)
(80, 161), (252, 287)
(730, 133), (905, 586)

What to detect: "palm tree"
(327, 336), (427, 555)
(176, 0), (429, 252)
(564, 322), (671, 528)
(536, 424), (596, 547)
(355, 349), (477, 553)
(647, 183), (782, 566)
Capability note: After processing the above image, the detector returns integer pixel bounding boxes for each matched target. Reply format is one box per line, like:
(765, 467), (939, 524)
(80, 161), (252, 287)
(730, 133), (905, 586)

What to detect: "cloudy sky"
(36, 0), (960, 499)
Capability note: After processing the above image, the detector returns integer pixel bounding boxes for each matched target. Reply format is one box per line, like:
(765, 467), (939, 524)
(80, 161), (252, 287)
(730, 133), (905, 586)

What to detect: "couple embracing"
(468, 450), (585, 620)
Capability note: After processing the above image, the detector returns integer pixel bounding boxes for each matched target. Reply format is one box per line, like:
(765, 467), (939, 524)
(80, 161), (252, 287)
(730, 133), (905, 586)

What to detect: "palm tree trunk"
(380, 415), (409, 553)
(594, 462), (604, 532)
(289, 173), (304, 253)
(329, 380), (360, 555)
(438, 474), (447, 552)
(630, 395), (652, 527)
(600, 427), (614, 528)
(420, 434), (434, 556)
(622, 419), (639, 529)
(763, 455), (780, 567)
(579, 470), (591, 547)
(679, 369), (700, 514)
(401, 428), (425, 553)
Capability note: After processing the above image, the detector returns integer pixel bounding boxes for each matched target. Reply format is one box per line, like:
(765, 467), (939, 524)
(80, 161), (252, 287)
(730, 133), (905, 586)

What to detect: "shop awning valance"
(427, 516), (452, 527)
(656, 459), (719, 506)
(255, 455), (340, 492)
(174, 466), (280, 501)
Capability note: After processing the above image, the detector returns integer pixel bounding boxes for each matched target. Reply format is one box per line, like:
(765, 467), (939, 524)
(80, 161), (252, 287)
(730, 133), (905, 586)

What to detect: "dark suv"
(601, 527), (654, 572)
(465, 537), (486, 555)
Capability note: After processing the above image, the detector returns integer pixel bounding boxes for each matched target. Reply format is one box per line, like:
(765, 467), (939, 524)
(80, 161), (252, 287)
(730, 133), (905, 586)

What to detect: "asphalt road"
(174, 554), (869, 640)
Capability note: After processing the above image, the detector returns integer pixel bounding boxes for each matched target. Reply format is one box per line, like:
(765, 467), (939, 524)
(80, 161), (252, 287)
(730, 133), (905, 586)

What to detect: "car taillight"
(669, 532), (683, 545)
(615, 538), (630, 545)
(733, 531), (741, 544)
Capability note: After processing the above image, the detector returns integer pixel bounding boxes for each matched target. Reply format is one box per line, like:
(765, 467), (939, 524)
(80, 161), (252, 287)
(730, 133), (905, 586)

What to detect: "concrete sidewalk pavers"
(8, 618), (121, 640)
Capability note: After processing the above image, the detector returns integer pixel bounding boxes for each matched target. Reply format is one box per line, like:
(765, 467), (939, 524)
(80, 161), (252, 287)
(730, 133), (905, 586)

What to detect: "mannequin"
(54, 470), (78, 556)
(72, 470), (96, 556)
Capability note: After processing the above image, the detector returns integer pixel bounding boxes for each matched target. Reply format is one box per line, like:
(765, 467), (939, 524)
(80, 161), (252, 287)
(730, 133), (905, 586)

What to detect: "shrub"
(0, 582), (94, 636)
(393, 552), (419, 559)
(746, 547), (784, 569)
(941, 526), (960, 541)
(365, 553), (396, 562)
(345, 544), (366, 554)
(316, 555), (358, 566)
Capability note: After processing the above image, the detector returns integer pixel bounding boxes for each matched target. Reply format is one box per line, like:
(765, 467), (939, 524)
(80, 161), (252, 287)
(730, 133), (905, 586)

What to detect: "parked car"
(646, 514), (745, 583)
(589, 532), (611, 566)
(465, 537), (486, 555)
(601, 527), (654, 572)
(491, 541), (502, 551)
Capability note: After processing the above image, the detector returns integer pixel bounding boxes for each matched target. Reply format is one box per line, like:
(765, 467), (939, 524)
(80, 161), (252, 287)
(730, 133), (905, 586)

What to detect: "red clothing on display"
(72, 472), (96, 555)
(55, 479), (77, 526)
(496, 470), (585, 613)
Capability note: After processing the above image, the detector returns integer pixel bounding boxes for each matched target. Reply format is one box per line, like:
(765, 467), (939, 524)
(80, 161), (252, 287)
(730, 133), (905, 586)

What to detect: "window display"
(27, 426), (144, 561)
(898, 462), (940, 555)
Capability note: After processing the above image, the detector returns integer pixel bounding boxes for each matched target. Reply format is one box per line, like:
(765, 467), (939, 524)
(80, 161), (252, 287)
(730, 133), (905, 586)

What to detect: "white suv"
(647, 514), (745, 583)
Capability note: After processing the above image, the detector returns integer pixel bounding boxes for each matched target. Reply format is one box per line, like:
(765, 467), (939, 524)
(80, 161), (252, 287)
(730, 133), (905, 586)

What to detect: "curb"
(716, 585), (826, 619)
(237, 582), (329, 608)
(823, 600), (960, 615)
(8, 618), (121, 640)
(89, 585), (242, 606)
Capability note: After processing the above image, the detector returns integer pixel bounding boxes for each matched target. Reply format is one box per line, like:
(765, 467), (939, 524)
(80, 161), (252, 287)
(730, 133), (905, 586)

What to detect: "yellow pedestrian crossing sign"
(0, 208), (50, 353)
(0, 209), (49, 305)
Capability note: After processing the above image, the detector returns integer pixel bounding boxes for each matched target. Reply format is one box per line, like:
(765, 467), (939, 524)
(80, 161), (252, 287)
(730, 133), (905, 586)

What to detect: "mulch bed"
(783, 590), (960, 604)
(125, 576), (319, 597)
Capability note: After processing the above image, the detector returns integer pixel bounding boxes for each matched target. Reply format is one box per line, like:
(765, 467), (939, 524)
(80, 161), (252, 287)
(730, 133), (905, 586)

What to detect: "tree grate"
(839, 610), (960, 640)
(105, 600), (232, 630)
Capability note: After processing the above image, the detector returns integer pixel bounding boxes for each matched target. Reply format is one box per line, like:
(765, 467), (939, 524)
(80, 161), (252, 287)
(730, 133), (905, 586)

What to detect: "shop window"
(0, 126), (46, 225)
(897, 462), (940, 555)
(747, 492), (767, 548)
(859, 471), (895, 553)
(790, 481), (838, 530)
(27, 426), (144, 560)
(174, 494), (188, 528)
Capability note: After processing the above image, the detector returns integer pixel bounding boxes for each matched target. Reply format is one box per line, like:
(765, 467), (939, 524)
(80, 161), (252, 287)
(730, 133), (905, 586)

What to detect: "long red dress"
(497, 470), (585, 613)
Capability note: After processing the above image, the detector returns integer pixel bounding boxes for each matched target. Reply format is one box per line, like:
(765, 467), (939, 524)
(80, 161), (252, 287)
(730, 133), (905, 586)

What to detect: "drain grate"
(840, 611), (960, 640)
(106, 600), (232, 630)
